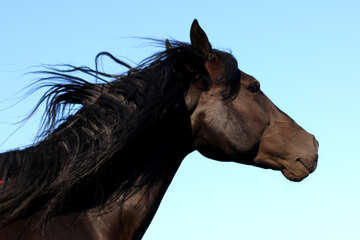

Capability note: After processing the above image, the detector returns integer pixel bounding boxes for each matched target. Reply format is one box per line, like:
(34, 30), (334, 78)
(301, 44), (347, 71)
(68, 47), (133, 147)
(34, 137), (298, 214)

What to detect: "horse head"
(185, 20), (318, 181)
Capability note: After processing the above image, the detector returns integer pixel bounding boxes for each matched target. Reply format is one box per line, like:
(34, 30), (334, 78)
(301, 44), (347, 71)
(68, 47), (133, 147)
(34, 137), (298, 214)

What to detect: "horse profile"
(0, 20), (318, 240)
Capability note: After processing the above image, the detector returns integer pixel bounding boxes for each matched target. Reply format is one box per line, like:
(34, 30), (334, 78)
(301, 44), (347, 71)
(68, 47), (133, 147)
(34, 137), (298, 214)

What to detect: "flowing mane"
(0, 40), (219, 229)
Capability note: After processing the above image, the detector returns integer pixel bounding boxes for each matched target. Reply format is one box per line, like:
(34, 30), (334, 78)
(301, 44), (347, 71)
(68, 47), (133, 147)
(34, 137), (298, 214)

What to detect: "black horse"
(0, 20), (318, 240)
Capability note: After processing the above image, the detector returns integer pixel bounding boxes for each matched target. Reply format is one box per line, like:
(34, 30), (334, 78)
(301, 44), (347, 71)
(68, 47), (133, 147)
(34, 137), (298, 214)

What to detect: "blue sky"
(0, 1), (359, 239)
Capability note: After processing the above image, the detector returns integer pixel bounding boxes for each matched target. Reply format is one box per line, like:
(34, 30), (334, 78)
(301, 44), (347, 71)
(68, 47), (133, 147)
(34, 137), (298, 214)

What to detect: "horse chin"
(281, 168), (310, 182)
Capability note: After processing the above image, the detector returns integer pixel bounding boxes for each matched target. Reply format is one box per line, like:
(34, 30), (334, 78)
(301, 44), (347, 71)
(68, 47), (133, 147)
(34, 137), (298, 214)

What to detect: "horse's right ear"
(190, 19), (212, 57)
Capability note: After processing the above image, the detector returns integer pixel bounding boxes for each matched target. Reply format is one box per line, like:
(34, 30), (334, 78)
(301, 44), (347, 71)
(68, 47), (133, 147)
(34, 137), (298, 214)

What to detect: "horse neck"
(87, 108), (193, 240)
(91, 156), (182, 240)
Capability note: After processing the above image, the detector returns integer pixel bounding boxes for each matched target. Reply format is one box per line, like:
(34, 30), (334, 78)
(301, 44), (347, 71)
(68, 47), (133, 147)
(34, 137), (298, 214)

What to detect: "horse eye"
(248, 81), (260, 93)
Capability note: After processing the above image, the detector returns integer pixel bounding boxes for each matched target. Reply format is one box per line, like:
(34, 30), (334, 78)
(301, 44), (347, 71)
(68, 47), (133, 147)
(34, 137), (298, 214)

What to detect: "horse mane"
(0, 40), (239, 229)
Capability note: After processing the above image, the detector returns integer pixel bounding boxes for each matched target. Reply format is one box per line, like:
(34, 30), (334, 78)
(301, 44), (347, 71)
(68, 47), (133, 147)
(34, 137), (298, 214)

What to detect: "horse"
(0, 20), (319, 240)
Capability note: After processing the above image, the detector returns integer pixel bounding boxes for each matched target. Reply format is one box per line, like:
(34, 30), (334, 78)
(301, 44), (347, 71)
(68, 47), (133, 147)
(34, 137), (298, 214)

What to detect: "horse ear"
(190, 19), (212, 57)
(165, 39), (172, 50)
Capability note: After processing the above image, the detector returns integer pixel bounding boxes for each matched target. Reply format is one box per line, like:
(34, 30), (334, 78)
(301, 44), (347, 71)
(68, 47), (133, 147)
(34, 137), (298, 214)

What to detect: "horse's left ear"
(190, 19), (212, 58)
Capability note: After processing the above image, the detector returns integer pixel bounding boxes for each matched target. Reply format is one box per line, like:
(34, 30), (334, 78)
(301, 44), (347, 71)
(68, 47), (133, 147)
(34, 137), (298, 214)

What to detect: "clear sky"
(0, 1), (359, 239)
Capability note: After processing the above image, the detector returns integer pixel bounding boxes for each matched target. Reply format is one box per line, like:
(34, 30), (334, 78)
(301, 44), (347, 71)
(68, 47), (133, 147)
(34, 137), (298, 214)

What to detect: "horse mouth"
(254, 157), (312, 182)
(281, 159), (311, 182)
